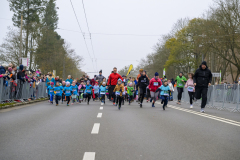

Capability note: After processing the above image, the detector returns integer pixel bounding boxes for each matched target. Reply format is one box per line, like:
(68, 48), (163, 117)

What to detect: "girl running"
(85, 81), (93, 105)
(185, 73), (195, 108)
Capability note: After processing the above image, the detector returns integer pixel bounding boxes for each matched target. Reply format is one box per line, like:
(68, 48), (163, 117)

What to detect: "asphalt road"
(0, 99), (240, 160)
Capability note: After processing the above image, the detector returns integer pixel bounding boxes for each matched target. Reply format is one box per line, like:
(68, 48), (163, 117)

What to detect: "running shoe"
(113, 103), (115, 106)
(152, 103), (155, 107)
(118, 105), (121, 110)
(163, 105), (165, 110)
(140, 103), (142, 108)
(200, 109), (205, 113)
(190, 105), (193, 109)
(71, 103), (74, 105)
(56, 104), (58, 106)
(62, 101), (63, 104)
(67, 104), (69, 106)
(101, 102), (103, 106)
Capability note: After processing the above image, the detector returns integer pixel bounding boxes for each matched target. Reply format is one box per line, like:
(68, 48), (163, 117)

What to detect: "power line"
(69, 0), (96, 71)
(81, 0), (97, 72)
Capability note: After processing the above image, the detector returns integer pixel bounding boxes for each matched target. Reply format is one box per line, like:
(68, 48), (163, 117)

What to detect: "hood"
(19, 65), (24, 71)
(199, 61), (208, 70)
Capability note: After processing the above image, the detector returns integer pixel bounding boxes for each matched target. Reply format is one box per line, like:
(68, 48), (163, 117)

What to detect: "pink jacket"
(185, 79), (195, 92)
(78, 84), (86, 90)
(149, 78), (162, 92)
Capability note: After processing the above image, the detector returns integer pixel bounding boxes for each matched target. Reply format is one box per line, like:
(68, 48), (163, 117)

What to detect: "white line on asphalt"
(97, 113), (102, 118)
(100, 107), (103, 110)
(91, 123), (100, 134)
(83, 152), (95, 160)
(164, 104), (240, 127)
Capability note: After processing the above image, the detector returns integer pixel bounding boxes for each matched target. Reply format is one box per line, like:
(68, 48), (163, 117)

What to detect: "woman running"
(149, 72), (162, 107)
(175, 72), (187, 105)
(185, 73), (195, 108)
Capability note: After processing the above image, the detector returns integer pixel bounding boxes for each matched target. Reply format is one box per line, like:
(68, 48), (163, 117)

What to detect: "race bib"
(50, 89), (53, 92)
(188, 87), (194, 92)
(141, 80), (146, 82)
(56, 90), (60, 94)
(87, 89), (91, 92)
(80, 89), (84, 92)
(66, 91), (70, 94)
(163, 91), (169, 96)
(100, 91), (105, 95)
(154, 82), (158, 86)
(72, 89), (76, 92)
(115, 91), (120, 95)
(178, 83), (183, 86)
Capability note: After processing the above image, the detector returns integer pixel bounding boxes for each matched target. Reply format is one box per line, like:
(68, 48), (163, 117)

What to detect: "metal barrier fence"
(172, 84), (240, 112)
(0, 78), (48, 104)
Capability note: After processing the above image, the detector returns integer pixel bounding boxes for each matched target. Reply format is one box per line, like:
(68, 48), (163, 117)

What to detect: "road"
(0, 99), (240, 160)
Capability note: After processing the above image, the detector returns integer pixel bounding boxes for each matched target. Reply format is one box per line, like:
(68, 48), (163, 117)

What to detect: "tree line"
(0, 0), (85, 79)
(120, 0), (240, 83)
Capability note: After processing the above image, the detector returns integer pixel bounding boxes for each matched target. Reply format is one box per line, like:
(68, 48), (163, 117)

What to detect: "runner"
(47, 82), (54, 104)
(127, 83), (134, 105)
(78, 81), (85, 102)
(65, 75), (73, 85)
(54, 81), (63, 106)
(85, 81), (93, 105)
(193, 61), (212, 113)
(96, 70), (105, 84)
(71, 81), (78, 105)
(185, 73), (195, 108)
(175, 72), (187, 105)
(149, 72), (162, 107)
(137, 70), (149, 108)
(63, 82), (72, 106)
(107, 67), (123, 105)
(100, 82), (107, 105)
(155, 80), (172, 110)
(113, 79), (124, 110)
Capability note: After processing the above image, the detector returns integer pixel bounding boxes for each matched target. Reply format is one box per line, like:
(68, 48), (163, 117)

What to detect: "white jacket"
(168, 83), (174, 92)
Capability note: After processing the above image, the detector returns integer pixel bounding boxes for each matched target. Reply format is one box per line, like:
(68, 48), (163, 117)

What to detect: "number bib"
(154, 82), (158, 86)
(100, 91), (105, 95)
(163, 91), (169, 96)
(80, 89), (84, 92)
(87, 89), (91, 93)
(56, 90), (60, 94)
(115, 91), (120, 95)
(72, 89), (76, 92)
(178, 83), (183, 86)
(50, 89), (53, 93)
(66, 91), (70, 94)
(188, 87), (194, 92)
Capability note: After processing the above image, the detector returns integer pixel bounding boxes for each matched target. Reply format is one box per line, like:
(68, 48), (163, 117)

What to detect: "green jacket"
(127, 86), (134, 96)
(175, 76), (187, 88)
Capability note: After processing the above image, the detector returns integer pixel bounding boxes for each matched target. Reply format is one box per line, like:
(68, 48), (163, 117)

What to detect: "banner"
(22, 58), (28, 67)
(163, 68), (166, 77)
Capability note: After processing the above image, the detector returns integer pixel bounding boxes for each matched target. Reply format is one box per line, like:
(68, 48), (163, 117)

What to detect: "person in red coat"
(107, 67), (123, 105)
(90, 75), (96, 86)
(149, 72), (162, 107)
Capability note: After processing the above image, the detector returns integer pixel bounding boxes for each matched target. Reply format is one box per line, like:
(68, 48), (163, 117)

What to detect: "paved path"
(0, 100), (240, 160)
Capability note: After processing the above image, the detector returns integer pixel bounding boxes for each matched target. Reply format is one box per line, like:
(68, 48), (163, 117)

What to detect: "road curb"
(0, 98), (49, 109)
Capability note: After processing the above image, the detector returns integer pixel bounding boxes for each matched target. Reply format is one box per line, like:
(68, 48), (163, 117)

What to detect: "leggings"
(129, 95), (133, 103)
(86, 93), (92, 102)
(116, 95), (123, 106)
(66, 96), (70, 104)
(101, 94), (105, 103)
(62, 94), (65, 102)
(50, 94), (54, 102)
(177, 87), (184, 101)
(140, 87), (146, 103)
(188, 92), (195, 105)
(55, 95), (61, 104)
(150, 91), (158, 102)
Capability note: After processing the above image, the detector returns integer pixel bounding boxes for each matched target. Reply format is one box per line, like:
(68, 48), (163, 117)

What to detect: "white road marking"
(83, 152), (95, 160)
(97, 113), (102, 118)
(100, 107), (103, 110)
(157, 103), (240, 127)
(91, 123), (100, 134)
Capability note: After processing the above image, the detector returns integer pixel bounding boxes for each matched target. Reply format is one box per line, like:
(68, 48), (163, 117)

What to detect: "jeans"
(55, 95), (61, 104)
(66, 96), (70, 104)
(50, 94), (54, 102)
(161, 95), (168, 107)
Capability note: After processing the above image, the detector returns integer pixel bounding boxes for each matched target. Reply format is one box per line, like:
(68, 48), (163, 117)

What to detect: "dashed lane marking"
(100, 107), (103, 110)
(91, 123), (100, 134)
(83, 152), (95, 160)
(97, 113), (102, 118)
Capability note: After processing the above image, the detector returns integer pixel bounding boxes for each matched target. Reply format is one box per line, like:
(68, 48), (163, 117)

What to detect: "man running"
(107, 67), (123, 105)
(96, 70), (105, 85)
(138, 70), (149, 108)
(193, 61), (212, 113)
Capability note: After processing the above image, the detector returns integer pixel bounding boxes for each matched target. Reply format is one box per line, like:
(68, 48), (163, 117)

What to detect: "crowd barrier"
(172, 84), (240, 112)
(0, 78), (48, 104)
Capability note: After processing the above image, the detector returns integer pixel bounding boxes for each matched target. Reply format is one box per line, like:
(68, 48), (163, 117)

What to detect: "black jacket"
(193, 65), (212, 87)
(137, 75), (149, 88)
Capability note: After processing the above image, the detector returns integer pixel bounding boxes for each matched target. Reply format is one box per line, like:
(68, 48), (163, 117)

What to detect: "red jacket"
(107, 73), (123, 86)
(90, 78), (96, 86)
(149, 78), (162, 92)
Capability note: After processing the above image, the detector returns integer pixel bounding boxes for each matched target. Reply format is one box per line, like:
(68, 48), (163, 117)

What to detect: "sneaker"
(152, 103), (155, 107)
(161, 101), (163, 104)
(113, 103), (115, 106)
(190, 105), (193, 109)
(71, 103), (74, 105)
(200, 109), (205, 113)
(67, 104), (69, 106)
(62, 101), (63, 104)
(87, 102), (89, 105)
(140, 103), (142, 108)
(115, 103), (118, 106)
(56, 104), (58, 106)
(163, 105), (165, 110)
(118, 105), (121, 110)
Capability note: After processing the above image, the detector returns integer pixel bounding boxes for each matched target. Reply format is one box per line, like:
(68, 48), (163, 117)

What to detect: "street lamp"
(19, 6), (45, 65)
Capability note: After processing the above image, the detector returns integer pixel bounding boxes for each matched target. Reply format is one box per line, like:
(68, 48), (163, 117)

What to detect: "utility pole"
(19, 14), (23, 65)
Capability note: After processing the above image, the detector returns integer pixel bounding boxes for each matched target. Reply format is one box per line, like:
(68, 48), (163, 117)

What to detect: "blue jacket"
(64, 86), (72, 96)
(47, 86), (55, 95)
(93, 85), (100, 94)
(100, 86), (107, 94)
(71, 85), (78, 95)
(66, 79), (73, 84)
(46, 77), (55, 87)
(54, 86), (63, 96)
(0, 66), (6, 74)
(85, 85), (92, 94)
(159, 85), (170, 96)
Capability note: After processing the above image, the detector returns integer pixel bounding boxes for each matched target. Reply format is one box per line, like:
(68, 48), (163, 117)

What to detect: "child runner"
(85, 81), (93, 105)
(156, 80), (172, 110)
(168, 79), (174, 101)
(127, 83), (134, 105)
(61, 81), (66, 104)
(100, 82), (107, 105)
(175, 72), (187, 105)
(93, 82), (100, 101)
(54, 81), (63, 106)
(71, 81), (78, 105)
(78, 81), (85, 102)
(63, 82), (72, 106)
(47, 82), (54, 104)
(185, 73), (195, 108)
(113, 79), (124, 110)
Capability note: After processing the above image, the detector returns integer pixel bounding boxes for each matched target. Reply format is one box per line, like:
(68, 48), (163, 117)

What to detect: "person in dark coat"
(137, 70), (150, 107)
(17, 65), (25, 82)
(193, 61), (212, 113)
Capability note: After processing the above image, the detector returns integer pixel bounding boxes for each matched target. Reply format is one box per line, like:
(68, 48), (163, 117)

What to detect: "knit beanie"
(8, 67), (13, 72)
(50, 82), (54, 85)
(201, 61), (207, 66)
(155, 72), (159, 76)
(66, 82), (70, 86)
(118, 78), (122, 83)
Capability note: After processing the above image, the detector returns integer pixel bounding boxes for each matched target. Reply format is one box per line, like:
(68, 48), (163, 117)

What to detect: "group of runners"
(47, 61), (212, 112)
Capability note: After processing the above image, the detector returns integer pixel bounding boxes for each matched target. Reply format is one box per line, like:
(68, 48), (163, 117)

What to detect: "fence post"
(221, 84), (225, 110)
(211, 85), (214, 108)
(232, 83), (240, 112)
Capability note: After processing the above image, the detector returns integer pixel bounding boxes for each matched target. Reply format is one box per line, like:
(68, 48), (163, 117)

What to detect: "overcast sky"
(0, 0), (213, 78)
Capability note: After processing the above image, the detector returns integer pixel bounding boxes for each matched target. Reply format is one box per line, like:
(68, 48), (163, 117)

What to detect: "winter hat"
(8, 67), (13, 72)
(155, 72), (159, 76)
(50, 82), (54, 85)
(102, 82), (106, 85)
(66, 82), (70, 86)
(118, 78), (122, 83)
(19, 65), (23, 71)
(201, 61), (207, 66)
(139, 69), (143, 72)
(99, 70), (102, 73)
(143, 70), (147, 74)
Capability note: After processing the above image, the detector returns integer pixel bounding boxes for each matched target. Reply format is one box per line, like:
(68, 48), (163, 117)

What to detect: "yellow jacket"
(113, 84), (124, 96)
